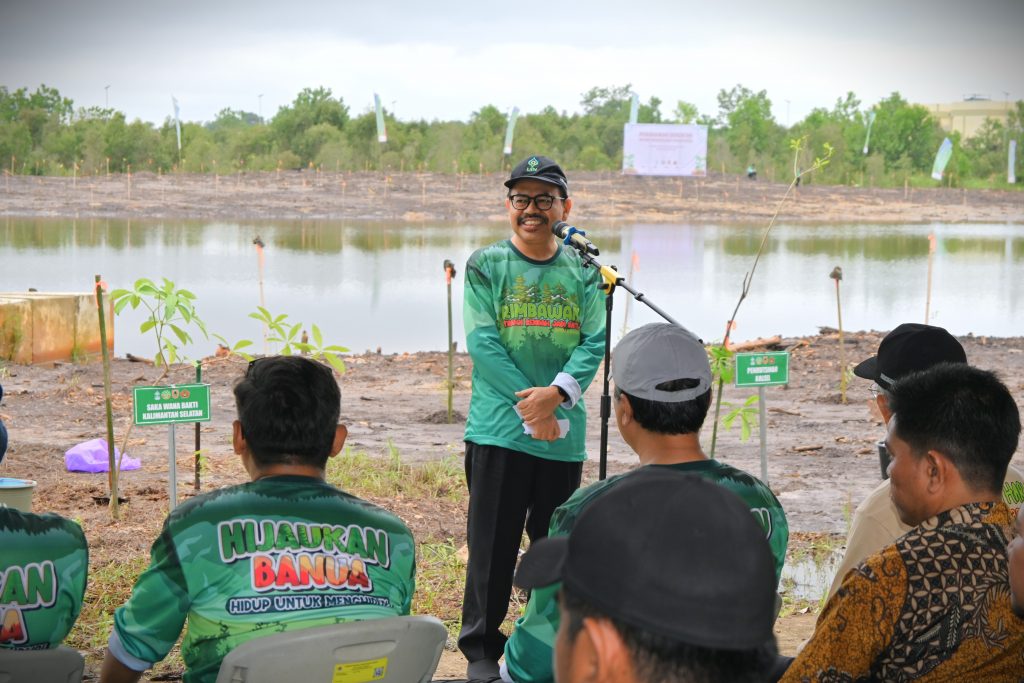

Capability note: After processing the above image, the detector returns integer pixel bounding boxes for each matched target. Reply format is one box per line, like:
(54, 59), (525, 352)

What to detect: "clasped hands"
(514, 385), (564, 441)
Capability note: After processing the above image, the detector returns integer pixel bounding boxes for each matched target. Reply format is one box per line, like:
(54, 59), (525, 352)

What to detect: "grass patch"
(412, 541), (465, 644)
(327, 444), (465, 501)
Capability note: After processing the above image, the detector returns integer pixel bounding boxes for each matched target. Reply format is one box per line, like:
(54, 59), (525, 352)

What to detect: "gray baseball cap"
(612, 323), (710, 402)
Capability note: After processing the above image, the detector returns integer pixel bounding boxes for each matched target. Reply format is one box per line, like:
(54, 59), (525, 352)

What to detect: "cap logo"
(526, 157), (540, 173)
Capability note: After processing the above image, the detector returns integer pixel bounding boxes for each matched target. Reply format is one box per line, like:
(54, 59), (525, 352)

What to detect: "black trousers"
(458, 442), (583, 664)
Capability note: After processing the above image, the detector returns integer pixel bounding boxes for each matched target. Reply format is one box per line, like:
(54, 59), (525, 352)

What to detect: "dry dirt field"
(1, 171), (1022, 679)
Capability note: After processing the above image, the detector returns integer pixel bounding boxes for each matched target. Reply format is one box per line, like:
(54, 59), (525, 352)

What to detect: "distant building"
(923, 98), (1014, 139)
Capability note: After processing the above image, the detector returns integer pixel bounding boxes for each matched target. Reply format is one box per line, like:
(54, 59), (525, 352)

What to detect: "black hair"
(560, 588), (774, 683)
(233, 356), (341, 468)
(889, 363), (1020, 493)
(616, 378), (712, 435)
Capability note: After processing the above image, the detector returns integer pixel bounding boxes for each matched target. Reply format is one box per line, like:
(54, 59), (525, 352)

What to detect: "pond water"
(1, 218), (1021, 359)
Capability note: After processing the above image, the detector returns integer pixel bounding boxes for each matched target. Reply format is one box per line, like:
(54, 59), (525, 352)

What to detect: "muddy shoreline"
(2, 170), (1022, 224)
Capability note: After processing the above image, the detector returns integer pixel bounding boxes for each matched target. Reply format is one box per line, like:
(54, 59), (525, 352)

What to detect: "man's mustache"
(518, 214), (547, 225)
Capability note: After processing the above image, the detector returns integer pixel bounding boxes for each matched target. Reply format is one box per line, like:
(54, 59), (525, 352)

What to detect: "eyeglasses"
(508, 193), (562, 211)
(869, 384), (883, 400)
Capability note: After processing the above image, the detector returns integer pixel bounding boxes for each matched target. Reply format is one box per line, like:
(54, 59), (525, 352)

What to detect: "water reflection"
(1, 217), (1021, 359)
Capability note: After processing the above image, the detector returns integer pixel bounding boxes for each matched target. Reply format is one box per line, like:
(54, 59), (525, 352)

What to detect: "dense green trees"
(0, 82), (1019, 189)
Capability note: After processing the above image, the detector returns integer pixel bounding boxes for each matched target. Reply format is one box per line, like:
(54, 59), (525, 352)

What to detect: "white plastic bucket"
(0, 477), (37, 511)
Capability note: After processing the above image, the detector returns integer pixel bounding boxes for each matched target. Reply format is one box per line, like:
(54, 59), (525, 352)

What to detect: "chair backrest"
(215, 615), (447, 683)
(0, 645), (84, 683)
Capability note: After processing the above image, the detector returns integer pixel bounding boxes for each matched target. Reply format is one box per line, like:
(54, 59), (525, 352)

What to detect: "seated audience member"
(829, 323), (1024, 599)
(782, 364), (1024, 682)
(515, 469), (779, 683)
(501, 323), (788, 683)
(1013, 504), (1024, 619)
(99, 356), (416, 683)
(0, 508), (88, 650)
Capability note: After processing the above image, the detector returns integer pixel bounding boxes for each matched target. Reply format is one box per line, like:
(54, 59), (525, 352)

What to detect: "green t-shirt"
(464, 239), (605, 461)
(503, 461), (789, 683)
(111, 476), (416, 683)
(0, 509), (88, 650)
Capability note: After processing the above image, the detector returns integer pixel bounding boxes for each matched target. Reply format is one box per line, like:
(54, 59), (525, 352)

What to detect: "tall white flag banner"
(931, 137), (953, 181)
(503, 107), (519, 155)
(622, 123), (708, 177)
(1009, 140), (1017, 185)
(863, 111), (876, 155)
(629, 94), (639, 125)
(373, 93), (387, 143)
(172, 96), (182, 153)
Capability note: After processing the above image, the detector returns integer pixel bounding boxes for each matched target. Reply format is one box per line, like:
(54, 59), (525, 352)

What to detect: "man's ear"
(232, 420), (246, 455)
(328, 424), (348, 459)
(616, 391), (634, 426)
(925, 450), (953, 493)
(579, 617), (632, 682)
(562, 197), (573, 220)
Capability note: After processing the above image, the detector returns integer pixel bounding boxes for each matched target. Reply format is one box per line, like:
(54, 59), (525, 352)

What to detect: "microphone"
(552, 221), (599, 256)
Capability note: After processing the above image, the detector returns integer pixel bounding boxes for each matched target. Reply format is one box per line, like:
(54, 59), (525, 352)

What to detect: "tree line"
(1, 83), (1021, 189)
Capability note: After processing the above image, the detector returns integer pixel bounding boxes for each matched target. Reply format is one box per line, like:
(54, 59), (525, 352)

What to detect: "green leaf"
(113, 297), (131, 314)
(325, 352), (346, 373)
(170, 324), (191, 345)
(312, 325), (323, 347)
(139, 319), (157, 334)
(163, 293), (179, 319)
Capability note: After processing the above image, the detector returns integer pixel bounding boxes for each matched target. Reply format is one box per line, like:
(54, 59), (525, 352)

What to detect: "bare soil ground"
(1, 172), (1022, 679)
(2, 169), (1023, 225)
(1, 332), (1022, 679)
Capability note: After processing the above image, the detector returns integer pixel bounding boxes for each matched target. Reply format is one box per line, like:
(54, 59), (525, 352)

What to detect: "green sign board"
(133, 384), (212, 426)
(735, 352), (790, 387)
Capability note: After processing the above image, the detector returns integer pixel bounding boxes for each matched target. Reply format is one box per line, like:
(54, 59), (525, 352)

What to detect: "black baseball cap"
(504, 155), (569, 197)
(853, 323), (967, 391)
(514, 468), (776, 650)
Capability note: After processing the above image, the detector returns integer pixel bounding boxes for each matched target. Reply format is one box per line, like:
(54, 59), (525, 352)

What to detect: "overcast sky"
(2, 0), (1022, 127)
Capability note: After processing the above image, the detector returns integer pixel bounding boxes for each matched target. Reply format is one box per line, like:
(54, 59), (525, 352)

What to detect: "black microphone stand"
(564, 238), (685, 480)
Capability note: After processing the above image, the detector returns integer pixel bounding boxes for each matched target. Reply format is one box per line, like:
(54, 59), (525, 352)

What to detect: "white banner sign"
(1009, 140), (1017, 185)
(622, 124), (708, 177)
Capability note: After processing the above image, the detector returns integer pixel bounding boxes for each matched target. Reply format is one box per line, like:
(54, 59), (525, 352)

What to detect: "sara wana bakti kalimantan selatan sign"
(133, 384), (212, 426)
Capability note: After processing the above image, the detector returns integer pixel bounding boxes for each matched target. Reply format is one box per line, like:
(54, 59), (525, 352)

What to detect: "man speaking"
(460, 155), (605, 681)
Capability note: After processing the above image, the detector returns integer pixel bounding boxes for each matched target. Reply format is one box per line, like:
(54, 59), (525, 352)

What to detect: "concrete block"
(0, 292), (113, 364)
(0, 296), (32, 363)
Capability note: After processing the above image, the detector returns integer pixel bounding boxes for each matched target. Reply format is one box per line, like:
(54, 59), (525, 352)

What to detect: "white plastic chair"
(0, 645), (84, 683)
(215, 615), (447, 683)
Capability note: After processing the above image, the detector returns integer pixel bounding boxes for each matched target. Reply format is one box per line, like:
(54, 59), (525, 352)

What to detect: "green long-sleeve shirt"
(464, 239), (605, 461)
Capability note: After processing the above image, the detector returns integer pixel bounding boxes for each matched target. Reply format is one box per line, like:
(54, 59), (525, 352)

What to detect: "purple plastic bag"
(64, 438), (141, 473)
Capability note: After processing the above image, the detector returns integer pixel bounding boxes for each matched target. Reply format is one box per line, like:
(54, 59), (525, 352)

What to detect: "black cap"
(514, 468), (776, 650)
(504, 155), (569, 197)
(853, 323), (967, 391)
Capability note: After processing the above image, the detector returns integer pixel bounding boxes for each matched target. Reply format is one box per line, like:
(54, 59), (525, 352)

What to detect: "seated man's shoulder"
(0, 508), (87, 650)
(170, 478), (409, 533)
(550, 474), (629, 533)
(1003, 464), (1024, 509)
(0, 507), (86, 546)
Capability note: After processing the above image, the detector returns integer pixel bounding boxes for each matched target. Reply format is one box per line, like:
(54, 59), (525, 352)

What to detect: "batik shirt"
(109, 476), (416, 683)
(503, 460), (789, 683)
(0, 509), (88, 650)
(464, 239), (605, 462)
(782, 501), (1024, 683)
